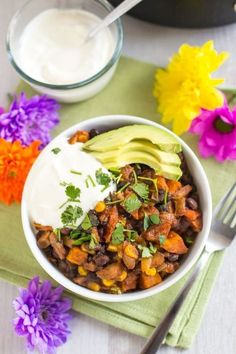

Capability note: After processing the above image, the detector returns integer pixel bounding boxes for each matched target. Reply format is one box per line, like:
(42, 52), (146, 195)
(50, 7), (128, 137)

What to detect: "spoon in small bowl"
(87, 0), (144, 40)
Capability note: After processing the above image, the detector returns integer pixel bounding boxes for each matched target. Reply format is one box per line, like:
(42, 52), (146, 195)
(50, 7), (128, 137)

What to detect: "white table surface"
(1, 1), (236, 353)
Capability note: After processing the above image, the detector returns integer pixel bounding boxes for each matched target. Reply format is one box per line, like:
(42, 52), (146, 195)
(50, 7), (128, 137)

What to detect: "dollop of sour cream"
(16, 9), (115, 85)
(25, 137), (115, 229)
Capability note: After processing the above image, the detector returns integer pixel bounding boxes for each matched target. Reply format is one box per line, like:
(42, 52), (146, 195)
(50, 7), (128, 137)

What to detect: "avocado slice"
(91, 140), (181, 167)
(103, 151), (182, 180)
(83, 125), (182, 153)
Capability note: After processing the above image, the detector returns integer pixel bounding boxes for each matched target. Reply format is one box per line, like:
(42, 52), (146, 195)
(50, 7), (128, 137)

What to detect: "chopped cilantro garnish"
(61, 205), (83, 226)
(73, 235), (91, 245)
(125, 229), (138, 242)
(53, 228), (61, 242)
(117, 182), (130, 194)
(81, 214), (92, 230)
(51, 147), (61, 155)
(88, 174), (96, 187)
(150, 214), (160, 225)
(70, 170), (82, 175)
(138, 243), (157, 258)
(112, 223), (125, 244)
(96, 168), (111, 191)
(143, 213), (160, 230)
(138, 176), (158, 192)
(89, 232), (98, 249)
(65, 184), (81, 200)
(123, 194), (142, 213)
(159, 235), (167, 245)
(131, 182), (149, 200)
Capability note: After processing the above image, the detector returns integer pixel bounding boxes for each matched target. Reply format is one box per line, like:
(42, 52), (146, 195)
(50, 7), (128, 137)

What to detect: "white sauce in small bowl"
(25, 137), (115, 229)
(16, 9), (115, 85)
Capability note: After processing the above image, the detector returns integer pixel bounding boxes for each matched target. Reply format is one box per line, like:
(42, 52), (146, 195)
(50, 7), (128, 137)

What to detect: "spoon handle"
(88, 0), (143, 38)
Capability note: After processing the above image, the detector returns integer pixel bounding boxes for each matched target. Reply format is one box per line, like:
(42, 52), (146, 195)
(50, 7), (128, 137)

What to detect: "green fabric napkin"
(1, 56), (236, 348)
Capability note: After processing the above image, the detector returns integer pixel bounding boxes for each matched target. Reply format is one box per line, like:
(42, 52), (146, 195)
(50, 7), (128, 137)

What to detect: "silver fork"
(140, 182), (236, 354)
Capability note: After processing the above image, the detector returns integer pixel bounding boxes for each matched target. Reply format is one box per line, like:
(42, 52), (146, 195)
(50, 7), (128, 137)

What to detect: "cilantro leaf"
(150, 214), (160, 225)
(143, 213), (160, 230)
(61, 205), (83, 226)
(138, 243), (157, 258)
(51, 147), (61, 154)
(112, 223), (125, 244)
(143, 214), (151, 231)
(65, 184), (81, 200)
(159, 235), (167, 245)
(126, 230), (138, 242)
(123, 194), (142, 213)
(81, 214), (92, 230)
(138, 245), (152, 258)
(96, 168), (111, 190)
(131, 183), (149, 200)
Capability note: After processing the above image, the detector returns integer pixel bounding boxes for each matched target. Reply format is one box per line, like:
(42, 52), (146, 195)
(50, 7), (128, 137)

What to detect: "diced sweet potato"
(166, 180), (182, 194)
(104, 206), (119, 243)
(141, 257), (152, 273)
(124, 244), (139, 259)
(123, 253), (136, 270)
(121, 272), (138, 292)
(191, 216), (203, 232)
(33, 223), (53, 231)
(161, 231), (188, 254)
(181, 209), (200, 221)
(96, 263), (123, 280)
(157, 176), (169, 191)
(151, 252), (165, 268)
(139, 272), (162, 289)
(173, 185), (192, 199)
(68, 130), (89, 144)
(37, 231), (51, 249)
(142, 222), (171, 242)
(175, 198), (186, 215)
(66, 247), (88, 265)
(159, 212), (176, 225)
(121, 165), (134, 181)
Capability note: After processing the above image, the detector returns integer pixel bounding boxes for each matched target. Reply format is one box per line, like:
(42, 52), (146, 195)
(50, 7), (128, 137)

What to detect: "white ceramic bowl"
(21, 115), (212, 302)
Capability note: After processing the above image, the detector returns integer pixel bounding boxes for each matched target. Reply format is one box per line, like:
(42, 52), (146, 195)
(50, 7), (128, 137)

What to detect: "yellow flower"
(153, 41), (229, 135)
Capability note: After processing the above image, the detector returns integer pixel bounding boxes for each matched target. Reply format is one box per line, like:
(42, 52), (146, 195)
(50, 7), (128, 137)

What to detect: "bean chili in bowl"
(34, 127), (202, 295)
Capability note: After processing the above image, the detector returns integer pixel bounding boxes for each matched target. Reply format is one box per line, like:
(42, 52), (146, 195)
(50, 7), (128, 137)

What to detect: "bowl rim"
(6, 0), (123, 90)
(21, 115), (212, 302)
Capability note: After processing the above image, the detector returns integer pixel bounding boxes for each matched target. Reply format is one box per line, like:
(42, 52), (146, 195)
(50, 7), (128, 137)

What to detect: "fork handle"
(140, 250), (211, 354)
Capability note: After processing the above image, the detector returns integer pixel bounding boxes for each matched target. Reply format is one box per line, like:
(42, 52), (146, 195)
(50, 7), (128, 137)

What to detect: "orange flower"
(0, 139), (40, 205)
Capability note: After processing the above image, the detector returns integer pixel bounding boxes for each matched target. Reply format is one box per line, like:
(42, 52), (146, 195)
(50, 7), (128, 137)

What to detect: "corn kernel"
(145, 268), (157, 276)
(107, 244), (118, 252)
(102, 279), (115, 287)
(124, 244), (138, 259)
(78, 266), (88, 276)
(117, 270), (127, 282)
(87, 282), (100, 292)
(95, 201), (106, 213)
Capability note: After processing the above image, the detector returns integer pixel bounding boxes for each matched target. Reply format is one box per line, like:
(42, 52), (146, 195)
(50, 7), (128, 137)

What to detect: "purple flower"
(189, 103), (236, 162)
(13, 277), (72, 354)
(0, 93), (60, 149)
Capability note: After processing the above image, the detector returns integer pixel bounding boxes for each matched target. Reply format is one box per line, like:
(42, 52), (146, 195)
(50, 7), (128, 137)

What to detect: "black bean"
(88, 210), (99, 226)
(167, 254), (179, 262)
(60, 228), (71, 235)
(186, 197), (198, 210)
(89, 129), (99, 139)
(117, 181), (127, 189)
(97, 226), (104, 238)
(158, 189), (165, 203)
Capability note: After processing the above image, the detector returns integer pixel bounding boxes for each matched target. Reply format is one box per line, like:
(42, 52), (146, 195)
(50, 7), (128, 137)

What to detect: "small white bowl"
(6, 0), (123, 103)
(21, 115), (212, 302)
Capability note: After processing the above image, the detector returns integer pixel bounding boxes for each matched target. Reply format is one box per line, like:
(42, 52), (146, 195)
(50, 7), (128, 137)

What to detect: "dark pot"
(110, 0), (236, 28)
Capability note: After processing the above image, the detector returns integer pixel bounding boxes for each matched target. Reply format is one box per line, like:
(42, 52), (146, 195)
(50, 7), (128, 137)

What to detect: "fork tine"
(220, 194), (236, 222)
(227, 211), (236, 227)
(214, 182), (236, 219)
